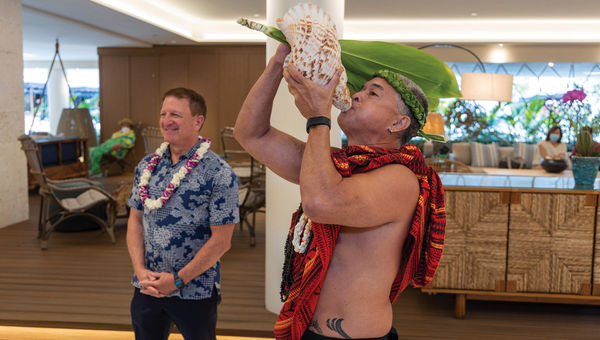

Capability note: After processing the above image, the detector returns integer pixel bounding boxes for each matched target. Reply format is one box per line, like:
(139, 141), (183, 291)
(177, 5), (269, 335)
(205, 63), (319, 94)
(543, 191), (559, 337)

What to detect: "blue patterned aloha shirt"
(128, 138), (239, 300)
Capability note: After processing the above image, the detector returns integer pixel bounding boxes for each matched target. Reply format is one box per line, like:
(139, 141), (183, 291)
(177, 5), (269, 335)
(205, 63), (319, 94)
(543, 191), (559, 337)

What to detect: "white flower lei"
(139, 139), (211, 210)
(292, 213), (312, 253)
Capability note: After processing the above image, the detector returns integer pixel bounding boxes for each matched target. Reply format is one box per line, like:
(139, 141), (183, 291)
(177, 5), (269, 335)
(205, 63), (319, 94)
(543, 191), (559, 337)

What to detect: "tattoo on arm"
(326, 318), (350, 339)
(309, 320), (323, 335)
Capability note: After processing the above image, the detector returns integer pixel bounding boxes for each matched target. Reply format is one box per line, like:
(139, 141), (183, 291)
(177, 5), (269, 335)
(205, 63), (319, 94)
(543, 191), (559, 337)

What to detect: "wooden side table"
(28, 137), (89, 187)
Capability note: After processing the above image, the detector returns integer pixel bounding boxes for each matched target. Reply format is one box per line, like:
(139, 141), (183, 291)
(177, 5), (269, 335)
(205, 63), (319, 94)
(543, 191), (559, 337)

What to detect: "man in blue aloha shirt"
(127, 87), (239, 340)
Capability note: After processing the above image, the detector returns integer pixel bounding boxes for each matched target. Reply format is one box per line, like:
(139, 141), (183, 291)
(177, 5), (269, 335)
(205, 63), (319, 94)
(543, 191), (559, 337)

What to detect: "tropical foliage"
(442, 99), (510, 145)
(441, 85), (599, 147)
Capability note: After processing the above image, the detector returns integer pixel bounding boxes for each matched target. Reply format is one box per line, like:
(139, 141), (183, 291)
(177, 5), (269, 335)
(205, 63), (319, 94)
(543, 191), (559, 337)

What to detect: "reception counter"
(422, 171), (600, 317)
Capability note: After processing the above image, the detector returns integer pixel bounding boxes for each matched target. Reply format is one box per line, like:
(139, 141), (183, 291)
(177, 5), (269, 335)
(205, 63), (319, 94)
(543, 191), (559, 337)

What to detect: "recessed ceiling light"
(253, 13), (260, 18)
(548, 62), (555, 67)
(471, 12), (478, 17)
(498, 43), (504, 47)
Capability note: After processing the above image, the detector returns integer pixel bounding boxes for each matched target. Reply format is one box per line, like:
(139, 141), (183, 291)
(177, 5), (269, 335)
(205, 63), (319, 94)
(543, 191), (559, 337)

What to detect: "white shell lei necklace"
(138, 138), (211, 210)
(292, 213), (312, 253)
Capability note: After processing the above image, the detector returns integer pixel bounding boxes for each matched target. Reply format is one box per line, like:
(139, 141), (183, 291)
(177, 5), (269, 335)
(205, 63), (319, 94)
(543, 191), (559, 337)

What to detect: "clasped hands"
(282, 58), (343, 120)
(137, 268), (178, 298)
(109, 143), (124, 152)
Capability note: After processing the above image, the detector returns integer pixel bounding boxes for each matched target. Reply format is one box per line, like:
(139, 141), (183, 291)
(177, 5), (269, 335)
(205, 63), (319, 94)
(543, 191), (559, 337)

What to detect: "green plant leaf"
(429, 97), (440, 111)
(238, 19), (461, 101)
(339, 40), (461, 100)
(575, 130), (594, 156)
(265, 27), (289, 45)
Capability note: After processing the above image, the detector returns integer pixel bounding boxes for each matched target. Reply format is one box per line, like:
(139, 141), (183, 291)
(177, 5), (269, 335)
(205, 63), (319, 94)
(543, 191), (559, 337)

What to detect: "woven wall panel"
(595, 208), (600, 292)
(508, 193), (594, 294)
(430, 191), (508, 290)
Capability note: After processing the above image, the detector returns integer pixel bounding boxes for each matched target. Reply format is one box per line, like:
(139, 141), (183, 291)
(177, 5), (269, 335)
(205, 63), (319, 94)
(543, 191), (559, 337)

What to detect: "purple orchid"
(562, 89), (587, 103)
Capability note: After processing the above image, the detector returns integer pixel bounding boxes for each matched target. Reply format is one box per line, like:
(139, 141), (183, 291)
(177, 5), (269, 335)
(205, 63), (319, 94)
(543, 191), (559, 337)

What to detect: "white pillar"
(0, 0), (28, 228)
(265, 0), (344, 314)
(47, 66), (70, 135)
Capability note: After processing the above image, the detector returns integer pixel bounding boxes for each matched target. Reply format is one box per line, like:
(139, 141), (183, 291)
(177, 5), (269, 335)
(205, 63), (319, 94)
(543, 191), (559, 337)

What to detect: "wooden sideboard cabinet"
(28, 137), (89, 186)
(422, 173), (600, 318)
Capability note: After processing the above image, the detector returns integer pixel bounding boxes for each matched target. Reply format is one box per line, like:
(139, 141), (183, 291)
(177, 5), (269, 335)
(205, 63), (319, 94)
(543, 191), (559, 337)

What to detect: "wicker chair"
(425, 158), (473, 173)
(237, 157), (266, 247)
(19, 135), (117, 249)
(221, 127), (265, 246)
(141, 126), (163, 155)
(220, 127), (254, 182)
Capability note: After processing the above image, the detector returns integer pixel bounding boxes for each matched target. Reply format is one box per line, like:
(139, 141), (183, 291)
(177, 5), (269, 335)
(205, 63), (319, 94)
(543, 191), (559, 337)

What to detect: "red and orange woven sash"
(274, 144), (446, 340)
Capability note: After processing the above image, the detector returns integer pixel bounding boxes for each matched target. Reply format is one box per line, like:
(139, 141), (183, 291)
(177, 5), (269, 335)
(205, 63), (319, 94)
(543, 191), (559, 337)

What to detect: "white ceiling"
(21, 0), (600, 62)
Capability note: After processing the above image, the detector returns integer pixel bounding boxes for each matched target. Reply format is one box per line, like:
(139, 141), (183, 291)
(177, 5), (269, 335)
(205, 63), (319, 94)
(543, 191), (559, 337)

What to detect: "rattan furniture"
(424, 172), (600, 318)
(221, 127), (265, 246)
(19, 135), (117, 249)
(141, 126), (163, 155)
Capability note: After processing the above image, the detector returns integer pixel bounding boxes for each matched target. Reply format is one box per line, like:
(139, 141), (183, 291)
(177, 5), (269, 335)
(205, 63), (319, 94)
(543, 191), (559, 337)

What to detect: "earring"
(388, 122), (399, 134)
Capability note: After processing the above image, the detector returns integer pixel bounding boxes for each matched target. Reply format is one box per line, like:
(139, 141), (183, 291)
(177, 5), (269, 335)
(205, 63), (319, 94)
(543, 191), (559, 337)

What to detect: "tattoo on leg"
(326, 318), (350, 339)
(309, 320), (323, 335)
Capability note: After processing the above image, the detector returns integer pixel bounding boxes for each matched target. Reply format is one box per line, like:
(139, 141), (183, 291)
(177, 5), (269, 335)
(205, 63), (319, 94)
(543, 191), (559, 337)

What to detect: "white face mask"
(121, 126), (131, 133)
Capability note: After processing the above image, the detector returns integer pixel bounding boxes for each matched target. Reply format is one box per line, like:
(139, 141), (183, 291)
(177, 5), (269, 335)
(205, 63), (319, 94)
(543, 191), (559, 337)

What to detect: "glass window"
(437, 62), (600, 146)
(24, 68), (100, 138)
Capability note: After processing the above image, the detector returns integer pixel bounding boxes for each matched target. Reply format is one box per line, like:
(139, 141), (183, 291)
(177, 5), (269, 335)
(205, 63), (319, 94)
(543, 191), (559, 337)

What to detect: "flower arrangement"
(561, 87), (600, 157)
(561, 87), (591, 129)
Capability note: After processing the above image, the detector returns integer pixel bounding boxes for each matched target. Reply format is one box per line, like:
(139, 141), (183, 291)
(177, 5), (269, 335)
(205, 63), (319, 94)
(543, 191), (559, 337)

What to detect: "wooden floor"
(2, 183), (600, 339)
(0, 326), (269, 340)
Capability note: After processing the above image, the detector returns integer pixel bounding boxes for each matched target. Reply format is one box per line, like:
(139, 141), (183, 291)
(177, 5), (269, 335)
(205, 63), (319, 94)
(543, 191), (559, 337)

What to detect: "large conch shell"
(277, 3), (352, 112)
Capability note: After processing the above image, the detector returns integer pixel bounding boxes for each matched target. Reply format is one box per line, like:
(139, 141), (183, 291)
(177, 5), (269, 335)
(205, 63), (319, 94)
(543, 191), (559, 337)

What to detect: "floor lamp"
(418, 44), (513, 102)
(422, 112), (446, 157)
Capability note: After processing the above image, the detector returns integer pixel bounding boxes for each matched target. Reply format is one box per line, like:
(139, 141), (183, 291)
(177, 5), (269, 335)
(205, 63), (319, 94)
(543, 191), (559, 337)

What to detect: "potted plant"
(560, 87), (599, 186)
(572, 127), (600, 187)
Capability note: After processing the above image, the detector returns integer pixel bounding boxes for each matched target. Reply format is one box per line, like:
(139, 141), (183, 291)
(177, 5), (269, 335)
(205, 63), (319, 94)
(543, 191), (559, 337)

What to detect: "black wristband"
(173, 272), (185, 289)
(306, 116), (331, 133)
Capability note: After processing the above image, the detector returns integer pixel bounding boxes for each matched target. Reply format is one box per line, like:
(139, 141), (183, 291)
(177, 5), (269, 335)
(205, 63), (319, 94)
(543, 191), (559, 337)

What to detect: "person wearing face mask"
(88, 117), (136, 175)
(538, 126), (567, 160)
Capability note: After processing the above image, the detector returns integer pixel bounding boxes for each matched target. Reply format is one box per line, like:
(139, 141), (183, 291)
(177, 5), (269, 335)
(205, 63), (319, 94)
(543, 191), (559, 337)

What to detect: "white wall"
(0, 0), (29, 228)
(264, 0), (344, 314)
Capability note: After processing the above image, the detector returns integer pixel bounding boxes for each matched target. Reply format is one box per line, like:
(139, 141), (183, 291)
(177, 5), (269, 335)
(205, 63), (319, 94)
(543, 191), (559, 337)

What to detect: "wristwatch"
(173, 272), (185, 289)
(306, 116), (331, 133)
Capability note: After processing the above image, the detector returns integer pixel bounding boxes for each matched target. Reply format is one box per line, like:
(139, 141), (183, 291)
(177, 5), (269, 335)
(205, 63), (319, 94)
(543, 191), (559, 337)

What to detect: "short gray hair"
(393, 76), (428, 146)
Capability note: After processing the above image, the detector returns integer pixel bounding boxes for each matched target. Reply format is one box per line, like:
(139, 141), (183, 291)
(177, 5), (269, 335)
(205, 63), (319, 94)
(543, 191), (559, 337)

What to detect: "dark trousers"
(301, 327), (398, 340)
(131, 287), (220, 340)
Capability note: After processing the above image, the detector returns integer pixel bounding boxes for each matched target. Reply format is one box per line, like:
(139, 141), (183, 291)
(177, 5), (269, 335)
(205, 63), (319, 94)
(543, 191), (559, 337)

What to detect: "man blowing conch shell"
(235, 4), (446, 340)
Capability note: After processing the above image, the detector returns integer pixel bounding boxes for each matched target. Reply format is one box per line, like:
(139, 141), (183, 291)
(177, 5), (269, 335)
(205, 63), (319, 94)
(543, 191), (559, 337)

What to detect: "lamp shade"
(423, 112), (445, 136)
(461, 73), (513, 102)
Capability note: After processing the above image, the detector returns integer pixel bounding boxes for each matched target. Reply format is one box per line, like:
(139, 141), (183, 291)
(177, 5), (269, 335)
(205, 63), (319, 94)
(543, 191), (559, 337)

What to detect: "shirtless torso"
(309, 167), (416, 338)
(235, 44), (421, 339)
